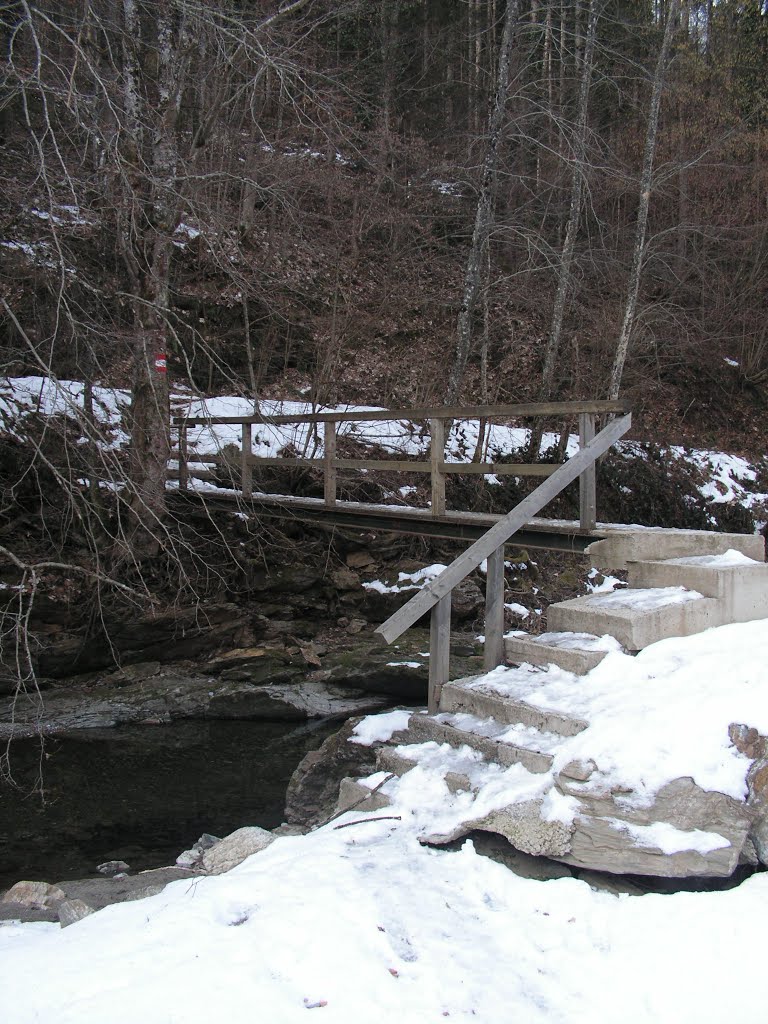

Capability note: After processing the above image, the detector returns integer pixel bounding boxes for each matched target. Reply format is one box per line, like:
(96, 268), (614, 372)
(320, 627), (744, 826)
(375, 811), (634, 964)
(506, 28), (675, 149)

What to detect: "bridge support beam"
(428, 593), (451, 714)
(484, 544), (506, 671)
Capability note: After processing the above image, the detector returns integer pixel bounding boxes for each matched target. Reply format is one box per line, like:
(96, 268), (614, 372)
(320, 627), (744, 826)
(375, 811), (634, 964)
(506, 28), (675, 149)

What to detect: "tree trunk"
(607, 0), (678, 401)
(445, 0), (522, 405)
(529, 0), (600, 457)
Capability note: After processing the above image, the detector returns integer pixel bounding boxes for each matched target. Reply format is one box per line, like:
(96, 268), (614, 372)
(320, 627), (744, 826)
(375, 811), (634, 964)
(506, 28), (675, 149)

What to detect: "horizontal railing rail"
(170, 400), (630, 529)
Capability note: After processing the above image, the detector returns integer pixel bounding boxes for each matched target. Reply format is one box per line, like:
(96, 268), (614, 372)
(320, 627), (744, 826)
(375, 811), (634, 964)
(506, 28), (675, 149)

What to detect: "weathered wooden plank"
(484, 545), (506, 671)
(241, 423), (253, 500)
(333, 459), (432, 472)
(178, 426), (188, 492)
(173, 399), (631, 428)
(440, 462), (558, 476)
(428, 593), (451, 714)
(374, 412), (631, 644)
(430, 418), (446, 517)
(579, 412), (597, 531)
(324, 421), (337, 507)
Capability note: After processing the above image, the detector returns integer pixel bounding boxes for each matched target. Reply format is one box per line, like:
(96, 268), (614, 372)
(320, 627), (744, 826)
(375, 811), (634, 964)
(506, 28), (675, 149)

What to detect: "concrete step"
(439, 677), (588, 737)
(504, 630), (622, 675)
(406, 711), (556, 774)
(585, 529), (764, 571)
(628, 552), (768, 624)
(546, 587), (720, 651)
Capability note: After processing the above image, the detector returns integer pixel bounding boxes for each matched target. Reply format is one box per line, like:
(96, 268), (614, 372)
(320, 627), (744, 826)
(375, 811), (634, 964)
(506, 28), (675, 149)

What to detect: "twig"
(311, 772), (396, 831)
(333, 815), (402, 830)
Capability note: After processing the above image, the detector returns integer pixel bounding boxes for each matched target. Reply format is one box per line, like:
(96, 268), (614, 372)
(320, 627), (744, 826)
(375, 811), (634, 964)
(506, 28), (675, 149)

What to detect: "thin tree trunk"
(608, 0), (678, 400)
(529, 0), (600, 457)
(445, 0), (521, 405)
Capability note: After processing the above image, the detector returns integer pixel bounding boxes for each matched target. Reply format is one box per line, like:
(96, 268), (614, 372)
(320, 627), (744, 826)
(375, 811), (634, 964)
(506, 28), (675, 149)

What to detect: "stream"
(0, 718), (338, 892)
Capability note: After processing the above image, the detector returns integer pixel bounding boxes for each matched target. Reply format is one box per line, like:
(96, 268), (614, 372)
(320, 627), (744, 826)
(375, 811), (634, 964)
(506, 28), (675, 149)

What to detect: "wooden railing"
(171, 400), (629, 532)
(372, 410), (633, 712)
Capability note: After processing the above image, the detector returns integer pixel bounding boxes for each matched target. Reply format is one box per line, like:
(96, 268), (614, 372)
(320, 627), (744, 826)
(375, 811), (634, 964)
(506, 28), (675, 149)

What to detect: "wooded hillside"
(1, 0), (767, 488)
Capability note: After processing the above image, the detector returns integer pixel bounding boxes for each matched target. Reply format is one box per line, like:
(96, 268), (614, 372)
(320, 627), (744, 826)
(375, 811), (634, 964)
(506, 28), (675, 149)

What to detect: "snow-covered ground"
(2, 621), (768, 1023)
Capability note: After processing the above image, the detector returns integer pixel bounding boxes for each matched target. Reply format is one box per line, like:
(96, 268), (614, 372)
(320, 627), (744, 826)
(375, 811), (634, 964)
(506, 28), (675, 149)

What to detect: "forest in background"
(1, 0), (767, 562)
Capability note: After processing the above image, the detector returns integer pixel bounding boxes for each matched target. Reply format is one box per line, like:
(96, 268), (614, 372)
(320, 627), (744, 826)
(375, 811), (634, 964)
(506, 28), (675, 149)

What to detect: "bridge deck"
(171, 489), (615, 553)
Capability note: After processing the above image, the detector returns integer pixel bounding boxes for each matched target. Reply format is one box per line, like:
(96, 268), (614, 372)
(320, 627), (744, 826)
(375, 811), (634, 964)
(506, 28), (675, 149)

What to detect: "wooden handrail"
(172, 399), (630, 428)
(374, 412), (632, 711)
(172, 402), (625, 531)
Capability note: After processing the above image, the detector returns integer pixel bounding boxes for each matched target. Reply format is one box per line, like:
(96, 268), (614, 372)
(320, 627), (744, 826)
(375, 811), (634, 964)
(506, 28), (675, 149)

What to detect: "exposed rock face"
(284, 718), (381, 828)
(201, 826), (275, 875)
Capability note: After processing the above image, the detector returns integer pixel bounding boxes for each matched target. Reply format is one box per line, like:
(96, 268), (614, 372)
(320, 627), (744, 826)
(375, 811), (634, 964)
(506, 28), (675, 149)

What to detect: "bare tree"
(607, 0), (680, 400)
(529, 0), (601, 457)
(445, 0), (522, 406)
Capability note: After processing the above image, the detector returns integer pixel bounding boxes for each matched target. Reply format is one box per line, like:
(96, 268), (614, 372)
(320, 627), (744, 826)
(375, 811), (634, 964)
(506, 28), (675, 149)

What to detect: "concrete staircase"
(344, 529), (768, 878)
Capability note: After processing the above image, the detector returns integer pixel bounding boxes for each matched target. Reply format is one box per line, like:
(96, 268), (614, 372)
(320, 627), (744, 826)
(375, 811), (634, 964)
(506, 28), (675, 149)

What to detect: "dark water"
(0, 719), (338, 891)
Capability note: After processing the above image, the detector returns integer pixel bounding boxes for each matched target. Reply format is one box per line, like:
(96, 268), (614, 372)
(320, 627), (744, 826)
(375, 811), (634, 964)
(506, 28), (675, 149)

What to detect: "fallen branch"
(333, 815), (402, 830)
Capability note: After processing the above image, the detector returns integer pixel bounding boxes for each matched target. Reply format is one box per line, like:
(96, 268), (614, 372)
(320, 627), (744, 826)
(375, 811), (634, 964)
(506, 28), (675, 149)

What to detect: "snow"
(528, 631), (623, 653)
(349, 709), (412, 746)
(662, 549), (760, 568)
(3, 620), (768, 1021)
(469, 619), (768, 806)
(605, 819), (730, 855)
(583, 586), (704, 611)
(504, 601), (530, 619)
(362, 564), (448, 596)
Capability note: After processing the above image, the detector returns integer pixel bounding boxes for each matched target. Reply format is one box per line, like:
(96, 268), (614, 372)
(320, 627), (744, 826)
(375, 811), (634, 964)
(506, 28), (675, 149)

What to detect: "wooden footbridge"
(171, 400), (632, 710)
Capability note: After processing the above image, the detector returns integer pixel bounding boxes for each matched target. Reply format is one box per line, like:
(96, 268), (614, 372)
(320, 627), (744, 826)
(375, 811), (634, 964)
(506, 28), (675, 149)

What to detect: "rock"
(271, 823), (307, 837)
(573, 869), (644, 897)
(97, 860), (130, 877)
(58, 899), (96, 928)
(450, 578), (485, 621)
(468, 833), (574, 881)
(201, 826), (276, 875)
(112, 661), (161, 684)
(423, 799), (573, 859)
(345, 619), (367, 634)
(1, 880), (66, 909)
(558, 759), (597, 782)
(335, 777), (392, 816)
(176, 833), (220, 869)
(0, 902), (59, 923)
(731, 723), (768, 865)
(346, 550), (375, 569)
(55, 868), (195, 912)
(285, 718), (385, 828)
(330, 566), (360, 591)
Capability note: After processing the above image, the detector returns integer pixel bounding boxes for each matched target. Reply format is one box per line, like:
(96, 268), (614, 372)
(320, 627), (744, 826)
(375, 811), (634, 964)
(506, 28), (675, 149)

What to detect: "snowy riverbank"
(2, 619), (768, 1023)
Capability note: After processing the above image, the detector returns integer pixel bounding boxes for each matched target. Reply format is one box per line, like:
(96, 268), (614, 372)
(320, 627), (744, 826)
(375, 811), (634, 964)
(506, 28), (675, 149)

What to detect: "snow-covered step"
(376, 740), (489, 795)
(406, 711), (556, 774)
(585, 528), (765, 571)
(628, 550), (768, 624)
(439, 678), (588, 737)
(546, 587), (720, 651)
(504, 630), (622, 675)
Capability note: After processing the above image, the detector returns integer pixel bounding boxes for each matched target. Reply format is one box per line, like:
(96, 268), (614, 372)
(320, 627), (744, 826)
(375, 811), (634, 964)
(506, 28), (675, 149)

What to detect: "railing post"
(324, 420), (337, 507)
(578, 412), (596, 531)
(428, 592), (451, 714)
(483, 545), (505, 671)
(430, 417), (446, 517)
(178, 422), (188, 493)
(241, 422), (253, 499)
